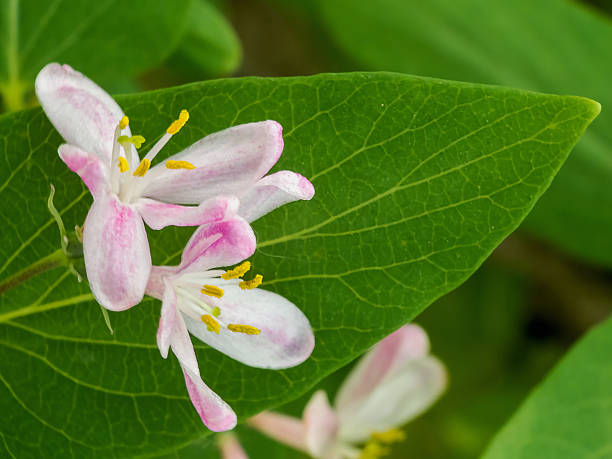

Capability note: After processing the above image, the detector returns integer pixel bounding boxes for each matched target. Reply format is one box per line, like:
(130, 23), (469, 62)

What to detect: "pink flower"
(35, 63), (314, 311)
(249, 325), (446, 458)
(145, 217), (314, 432)
(217, 433), (249, 459)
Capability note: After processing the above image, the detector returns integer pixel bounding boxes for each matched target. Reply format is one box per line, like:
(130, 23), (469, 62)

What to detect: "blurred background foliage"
(2, 0), (611, 457)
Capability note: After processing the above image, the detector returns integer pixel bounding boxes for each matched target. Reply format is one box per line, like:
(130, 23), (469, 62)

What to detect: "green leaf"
(0, 72), (598, 456)
(0, 0), (191, 110)
(483, 315), (612, 459)
(306, 0), (612, 266)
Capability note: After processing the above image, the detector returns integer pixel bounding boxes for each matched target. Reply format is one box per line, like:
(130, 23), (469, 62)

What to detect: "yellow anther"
(201, 314), (221, 334)
(132, 159), (151, 177)
(227, 324), (261, 335)
(370, 429), (406, 444)
(239, 274), (263, 290)
(212, 306), (221, 317)
(166, 109), (190, 135)
(358, 442), (391, 459)
(221, 261), (251, 280)
(166, 160), (196, 170)
(119, 115), (129, 129)
(118, 135), (146, 149)
(201, 284), (224, 298)
(117, 156), (129, 173)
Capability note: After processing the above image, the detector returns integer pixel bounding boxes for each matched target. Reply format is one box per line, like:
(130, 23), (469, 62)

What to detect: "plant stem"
(0, 249), (68, 296)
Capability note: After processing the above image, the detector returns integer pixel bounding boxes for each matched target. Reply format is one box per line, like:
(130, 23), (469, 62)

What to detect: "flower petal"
(218, 433), (249, 459)
(137, 121), (284, 204)
(335, 324), (430, 413)
(155, 278), (178, 359)
(337, 356), (447, 443)
(134, 195), (239, 230)
(238, 171), (315, 222)
(179, 217), (256, 274)
(303, 391), (340, 458)
(183, 284), (314, 369)
(182, 365), (237, 432)
(248, 412), (308, 454)
(83, 193), (151, 311)
(58, 144), (110, 199)
(35, 63), (128, 165)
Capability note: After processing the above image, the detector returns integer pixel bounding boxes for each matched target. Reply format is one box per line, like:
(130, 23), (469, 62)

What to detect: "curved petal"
(83, 193), (151, 311)
(146, 266), (179, 300)
(182, 285), (314, 369)
(179, 217), (256, 274)
(303, 391), (340, 458)
(156, 279), (178, 359)
(134, 195), (239, 230)
(337, 356), (447, 443)
(58, 144), (110, 199)
(335, 324), (430, 413)
(35, 63), (128, 165)
(182, 365), (237, 432)
(218, 433), (248, 459)
(137, 121), (284, 205)
(238, 171), (315, 222)
(248, 412), (308, 454)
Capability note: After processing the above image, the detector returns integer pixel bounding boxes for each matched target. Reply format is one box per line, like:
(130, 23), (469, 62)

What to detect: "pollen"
(228, 324), (261, 335)
(201, 284), (224, 298)
(239, 274), (263, 290)
(222, 261), (251, 280)
(370, 429), (406, 444)
(212, 306), (221, 317)
(132, 158), (151, 177)
(118, 135), (146, 148)
(200, 314), (221, 334)
(117, 156), (129, 172)
(166, 109), (190, 135)
(119, 115), (129, 129)
(166, 160), (196, 170)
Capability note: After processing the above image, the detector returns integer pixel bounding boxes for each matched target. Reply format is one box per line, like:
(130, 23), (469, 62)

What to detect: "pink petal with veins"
(58, 144), (110, 199)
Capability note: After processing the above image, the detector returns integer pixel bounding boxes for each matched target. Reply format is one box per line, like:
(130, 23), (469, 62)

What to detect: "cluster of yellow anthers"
(199, 261), (264, 336)
(115, 110), (195, 176)
(359, 429), (406, 459)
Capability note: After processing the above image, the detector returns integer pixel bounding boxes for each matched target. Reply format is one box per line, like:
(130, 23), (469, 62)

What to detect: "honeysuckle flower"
(145, 217), (314, 431)
(249, 325), (446, 459)
(218, 433), (248, 459)
(35, 63), (314, 311)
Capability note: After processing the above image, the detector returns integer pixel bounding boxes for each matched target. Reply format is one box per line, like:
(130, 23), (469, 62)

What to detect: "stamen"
(201, 284), (224, 298)
(118, 135), (146, 149)
(239, 274), (263, 290)
(228, 324), (260, 335)
(132, 159), (151, 177)
(167, 109), (190, 135)
(222, 261), (251, 280)
(166, 160), (196, 170)
(201, 314), (221, 334)
(370, 429), (406, 444)
(212, 306), (221, 317)
(118, 157), (129, 172)
(119, 115), (129, 129)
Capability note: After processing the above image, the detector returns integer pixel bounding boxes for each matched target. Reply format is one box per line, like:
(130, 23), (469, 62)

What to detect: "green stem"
(0, 249), (68, 296)
(1, 0), (24, 112)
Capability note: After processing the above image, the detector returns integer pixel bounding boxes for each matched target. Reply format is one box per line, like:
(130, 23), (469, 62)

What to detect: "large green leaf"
(0, 72), (598, 457)
(483, 314), (612, 459)
(304, 0), (612, 266)
(0, 0), (191, 110)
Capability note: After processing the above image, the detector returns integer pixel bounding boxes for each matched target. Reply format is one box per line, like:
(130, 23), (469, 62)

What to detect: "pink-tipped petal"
(155, 279), (179, 359)
(238, 171), (315, 222)
(182, 365), (237, 432)
(248, 412), (308, 454)
(179, 218), (256, 274)
(137, 121), (285, 205)
(82, 193), (151, 311)
(218, 433), (249, 459)
(58, 144), (110, 199)
(183, 285), (314, 369)
(337, 356), (447, 443)
(335, 324), (430, 413)
(135, 195), (240, 230)
(303, 391), (340, 458)
(35, 63), (128, 165)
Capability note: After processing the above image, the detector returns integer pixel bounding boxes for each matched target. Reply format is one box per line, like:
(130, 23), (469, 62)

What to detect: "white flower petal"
(304, 391), (340, 458)
(238, 170), (315, 222)
(248, 412), (308, 454)
(137, 121), (284, 204)
(83, 193), (151, 311)
(183, 285), (314, 369)
(58, 144), (110, 199)
(337, 356), (447, 443)
(335, 324), (430, 413)
(35, 63), (129, 165)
